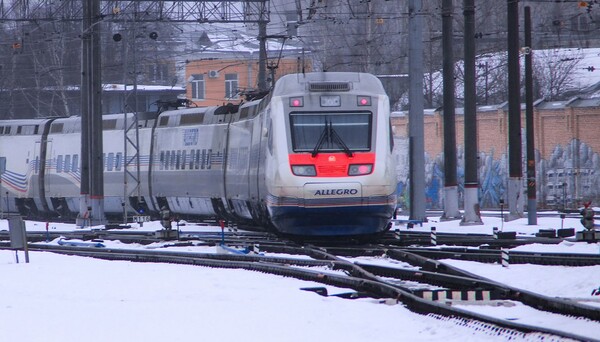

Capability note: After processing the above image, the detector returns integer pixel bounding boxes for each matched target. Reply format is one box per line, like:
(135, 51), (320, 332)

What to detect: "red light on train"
(357, 96), (371, 106)
(289, 97), (304, 107)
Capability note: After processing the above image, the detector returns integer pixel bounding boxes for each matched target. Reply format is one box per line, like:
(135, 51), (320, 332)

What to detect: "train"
(0, 72), (397, 237)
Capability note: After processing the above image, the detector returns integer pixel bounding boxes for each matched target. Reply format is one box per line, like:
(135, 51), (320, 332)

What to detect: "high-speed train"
(0, 72), (397, 237)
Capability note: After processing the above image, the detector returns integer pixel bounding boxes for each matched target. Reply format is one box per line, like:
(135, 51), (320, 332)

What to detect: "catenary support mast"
(461, 0), (483, 225)
(441, 0), (461, 221)
(408, 0), (427, 222)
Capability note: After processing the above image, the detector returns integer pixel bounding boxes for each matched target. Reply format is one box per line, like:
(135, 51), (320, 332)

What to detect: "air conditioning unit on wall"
(208, 70), (219, 78)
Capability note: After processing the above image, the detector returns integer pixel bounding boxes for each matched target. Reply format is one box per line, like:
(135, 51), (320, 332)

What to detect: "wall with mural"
(392, 100), (600, 210)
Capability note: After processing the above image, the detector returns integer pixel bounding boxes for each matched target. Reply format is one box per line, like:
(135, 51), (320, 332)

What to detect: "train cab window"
(290, 113), (372, 153)
(64, 155), (71, 173)
(72, 154), (79, 173)
(57, 155), (64, 173)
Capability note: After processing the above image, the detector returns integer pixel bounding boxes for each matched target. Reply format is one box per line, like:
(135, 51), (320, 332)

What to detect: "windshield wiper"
(312, 119), (330, 157)
(328, 122), (353, 157)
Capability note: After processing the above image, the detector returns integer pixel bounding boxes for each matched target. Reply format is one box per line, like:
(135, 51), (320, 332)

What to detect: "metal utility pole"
(506, 0), (524, 221)
(78, 0), (106, 227)
(441, 0), (461, 221)
(121, 9), (143, 224)
(258, 19), (268, 92)
(461, 0), (483, 225)
(408, 0), (427, 222)
(524, 6), (537, 225)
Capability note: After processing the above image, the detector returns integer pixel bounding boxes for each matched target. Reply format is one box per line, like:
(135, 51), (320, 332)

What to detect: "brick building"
(185, 55), (311, 106)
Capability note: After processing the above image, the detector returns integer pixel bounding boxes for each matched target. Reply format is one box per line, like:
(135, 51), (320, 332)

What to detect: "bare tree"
(533, 49), (581, 100)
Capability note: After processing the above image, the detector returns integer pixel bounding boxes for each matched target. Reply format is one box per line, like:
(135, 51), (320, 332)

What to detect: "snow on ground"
(1, 213), (600, 342)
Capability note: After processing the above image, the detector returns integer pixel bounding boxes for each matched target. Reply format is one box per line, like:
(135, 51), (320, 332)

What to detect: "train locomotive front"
(263, 72), (397, 236)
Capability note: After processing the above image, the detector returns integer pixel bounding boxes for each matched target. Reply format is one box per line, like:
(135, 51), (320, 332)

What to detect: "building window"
(225, 73), (239, 99)
(191, 74), (205, 100)
(148, 63), (169, 82)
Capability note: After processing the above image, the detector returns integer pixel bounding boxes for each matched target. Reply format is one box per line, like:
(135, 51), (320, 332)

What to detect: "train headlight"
(348, 164), (373, 176)
(291, 165), (317, 176)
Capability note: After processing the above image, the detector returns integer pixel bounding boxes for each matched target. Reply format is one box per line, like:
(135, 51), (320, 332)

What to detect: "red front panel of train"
(289, 152), (375, 177)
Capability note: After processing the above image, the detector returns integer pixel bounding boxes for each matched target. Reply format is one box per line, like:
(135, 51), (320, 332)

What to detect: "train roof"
(272, 72), (386, 96)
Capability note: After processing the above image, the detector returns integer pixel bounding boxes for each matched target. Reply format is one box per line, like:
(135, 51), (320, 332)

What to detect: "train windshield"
(290, 112), (371, 153)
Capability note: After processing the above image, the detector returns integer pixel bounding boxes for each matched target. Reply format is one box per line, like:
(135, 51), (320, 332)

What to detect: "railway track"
(2, 235), (599, 341)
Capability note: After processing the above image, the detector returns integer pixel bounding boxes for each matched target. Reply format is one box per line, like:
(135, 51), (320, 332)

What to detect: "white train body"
(0, 72), (396, 237)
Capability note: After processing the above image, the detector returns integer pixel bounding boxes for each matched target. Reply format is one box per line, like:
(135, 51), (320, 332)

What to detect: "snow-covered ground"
(1, 213), (600, 342)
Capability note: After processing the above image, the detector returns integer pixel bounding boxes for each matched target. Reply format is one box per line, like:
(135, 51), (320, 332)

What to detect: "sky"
(1, 214), (600, 342)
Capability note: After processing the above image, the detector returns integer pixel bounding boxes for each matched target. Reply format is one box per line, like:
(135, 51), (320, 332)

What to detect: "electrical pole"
(524, 6), (537, 225)
(507, 0), (524, 221)
(78, 0), (106, 227)
(461, 0), (483, 225)
(408, 0), (427, 222)
(441, 0), (461, 221)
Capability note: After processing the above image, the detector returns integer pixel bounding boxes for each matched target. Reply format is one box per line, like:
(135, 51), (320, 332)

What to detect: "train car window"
(107, 153), (114, 171)
(72, 154), (79, 173)
(181, 150), (187, 170)
(206, 149), (212, 169)
(171, 150), (176, 169)
(50, 123), (63, 133)
(57, 155), (64, 173)
(196, 150), (201, 169)
(159, 116), (169, 127)
(4, 126), (10, 134)
(267, 118), (273, 154)
(290, 112), (372, 153)
(165, 151), (171, 170)
(0, 126), (4, 134)
(0, 157), (6, 174)
(103, 120), (117, 130)
(389, 121), (394, 152)
(17, 126), (22, 134)
(180, 114), (204, 125)
(160, 151), (165, 170)
(176, 150), (181, 170)
(34, 125), (39, 134)
(189, 149), (195, 169)
(64, 155), (71, 173)
(115, 152), (122, 171)
(239, 107), (249, 120)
